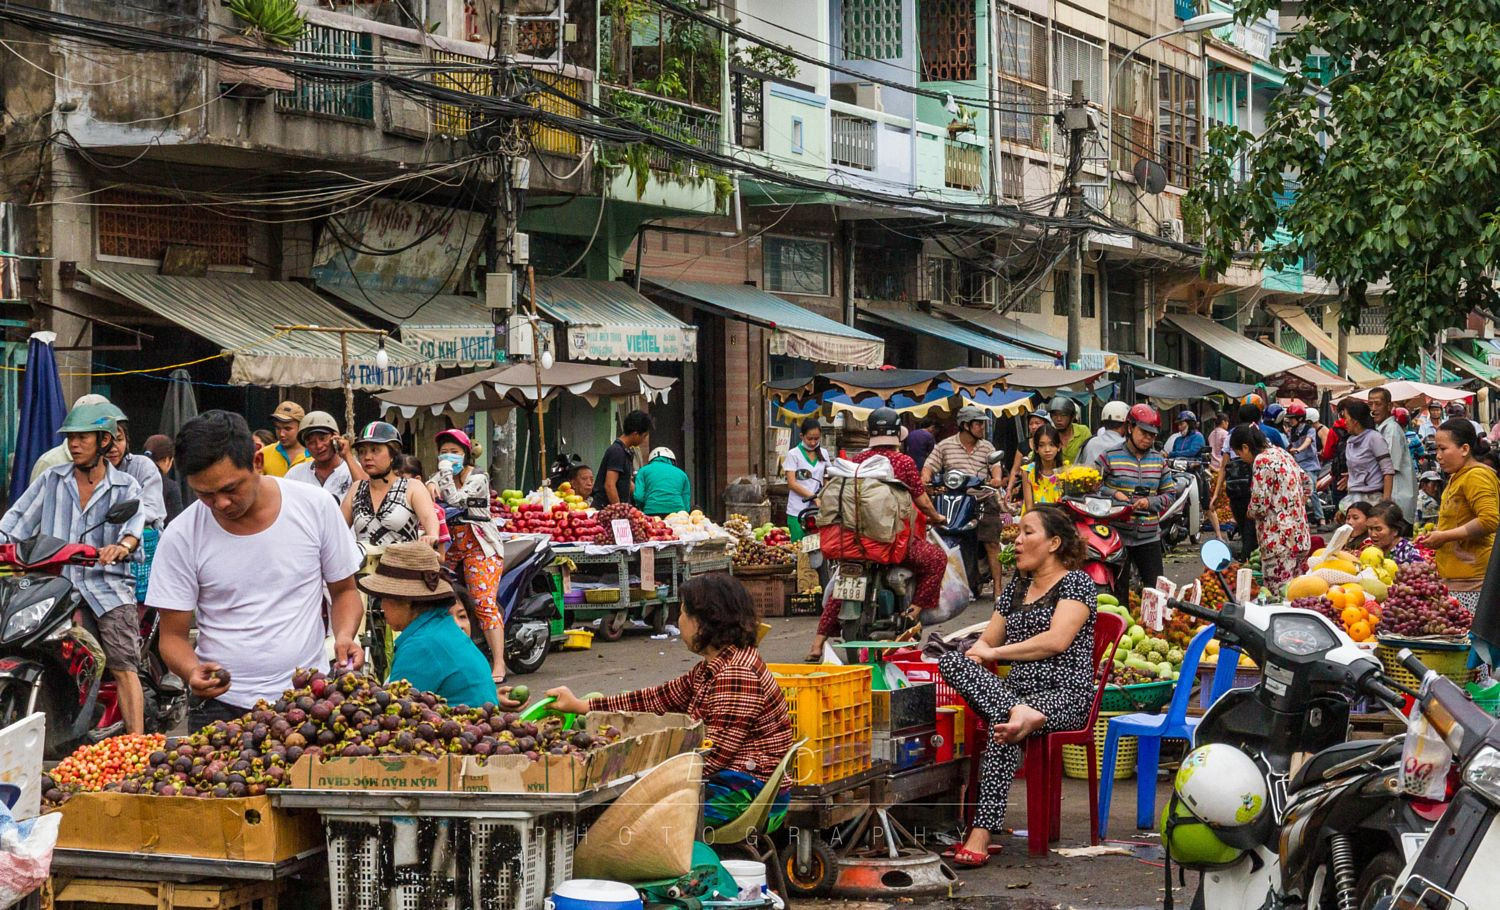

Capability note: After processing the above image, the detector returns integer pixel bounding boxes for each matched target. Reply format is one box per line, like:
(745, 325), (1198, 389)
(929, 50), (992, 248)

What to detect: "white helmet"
(1306, 407), (1320, 424)
(1100, 401), (1130, 424)
(648, 446), (677, 462)
(1174, 744), (1267, 828)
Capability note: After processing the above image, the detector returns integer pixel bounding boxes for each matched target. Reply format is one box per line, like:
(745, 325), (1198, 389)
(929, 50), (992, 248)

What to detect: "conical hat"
(574, 751), (703, 881)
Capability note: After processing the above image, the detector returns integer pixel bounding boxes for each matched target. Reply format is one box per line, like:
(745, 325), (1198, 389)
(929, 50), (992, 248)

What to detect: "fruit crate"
(768, 663), (873, 786)
(786, 592), (823, 616)
(321, 810), (565, 910)
(741, 573), (790, 618)
(48, 877), (279, 910)
(1100, 680), (1175, 714)
(1195, 659), (1261, 708)
(1062, 712), (1137, 781)
(1376, 638), (1475, 691)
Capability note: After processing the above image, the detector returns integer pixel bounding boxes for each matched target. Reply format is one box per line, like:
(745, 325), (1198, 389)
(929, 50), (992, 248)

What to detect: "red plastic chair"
(962, 611), (1128, 856)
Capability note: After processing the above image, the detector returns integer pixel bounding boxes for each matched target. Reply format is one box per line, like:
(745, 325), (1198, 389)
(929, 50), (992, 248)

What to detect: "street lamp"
(1104, 11), (1235, 202)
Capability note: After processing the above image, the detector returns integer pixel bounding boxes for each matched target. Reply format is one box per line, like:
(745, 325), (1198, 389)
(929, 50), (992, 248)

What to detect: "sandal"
(949, 845), (991, 868)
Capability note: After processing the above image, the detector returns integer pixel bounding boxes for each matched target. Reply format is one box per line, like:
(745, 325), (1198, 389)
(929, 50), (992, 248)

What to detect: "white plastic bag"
(1399, 712), (1453, 799)
(919, 531), (970, 625)
(0, 801), (59, 908)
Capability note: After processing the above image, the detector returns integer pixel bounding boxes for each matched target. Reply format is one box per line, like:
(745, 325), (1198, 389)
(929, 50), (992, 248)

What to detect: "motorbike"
(1061, 493), (1131, 591)
(0, 499), (184, 758)
(829, 556), (916, 644)
(1165, 538), (1432, 910)
(1161, 459), (1205, 551)
(1378, 649), (1500, 910)
(482, 534), (564, 674)
(929, 470), (999, 596)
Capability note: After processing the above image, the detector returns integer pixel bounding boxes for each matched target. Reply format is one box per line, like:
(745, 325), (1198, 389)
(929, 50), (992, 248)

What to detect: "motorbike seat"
(1289, 738), (1388, 792)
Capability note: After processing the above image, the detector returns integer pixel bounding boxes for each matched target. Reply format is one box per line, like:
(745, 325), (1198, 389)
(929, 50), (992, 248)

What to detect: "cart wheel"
(648, 604), (668, 635)
(784, 835), (837, 897)
(598, 610), (629, 641)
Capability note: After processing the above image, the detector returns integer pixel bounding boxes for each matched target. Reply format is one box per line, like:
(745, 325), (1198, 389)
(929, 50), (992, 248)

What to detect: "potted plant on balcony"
(946, 102), (977, 139)
(217, 0), (307, 95)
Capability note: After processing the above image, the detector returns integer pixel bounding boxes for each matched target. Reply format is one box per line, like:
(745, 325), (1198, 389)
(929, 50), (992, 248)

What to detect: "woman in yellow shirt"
(1416, 419), (1499, 610)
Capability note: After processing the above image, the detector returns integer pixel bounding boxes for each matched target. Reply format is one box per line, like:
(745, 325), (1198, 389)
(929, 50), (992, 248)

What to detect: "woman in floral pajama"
(1234, 424), (1312, 595)
(429, 429), (508, 684)
(938, 504), (1096, 867)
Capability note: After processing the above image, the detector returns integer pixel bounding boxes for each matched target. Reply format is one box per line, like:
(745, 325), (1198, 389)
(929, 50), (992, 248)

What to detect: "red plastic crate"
(892, 660), (963, 708)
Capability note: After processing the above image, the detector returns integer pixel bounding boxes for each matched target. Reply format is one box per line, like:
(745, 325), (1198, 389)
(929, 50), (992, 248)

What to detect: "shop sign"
(311, 199), (484, 294)
(566, 325), (698, 362)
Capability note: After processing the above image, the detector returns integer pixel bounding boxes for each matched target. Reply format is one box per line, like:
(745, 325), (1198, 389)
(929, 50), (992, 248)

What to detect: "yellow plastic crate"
(769, 663), (873, 786)
(1061, 711), (1137, 781)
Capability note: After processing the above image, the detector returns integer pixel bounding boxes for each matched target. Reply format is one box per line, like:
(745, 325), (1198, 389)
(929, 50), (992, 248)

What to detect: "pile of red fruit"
(44, 733), (166, 803)
(45, 670), (622, 805)
(1379, 561), (1473, 638)
(499, 502), (605, 543)
(593, 504), (676, 544)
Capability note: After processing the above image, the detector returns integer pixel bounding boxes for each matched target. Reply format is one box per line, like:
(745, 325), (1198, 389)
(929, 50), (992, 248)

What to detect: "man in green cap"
(1, 402), (147, 734)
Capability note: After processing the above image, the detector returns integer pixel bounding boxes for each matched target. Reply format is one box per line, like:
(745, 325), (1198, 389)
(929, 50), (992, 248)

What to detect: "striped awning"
(534, 278), (697, 362)
(81, 267), (432, 389)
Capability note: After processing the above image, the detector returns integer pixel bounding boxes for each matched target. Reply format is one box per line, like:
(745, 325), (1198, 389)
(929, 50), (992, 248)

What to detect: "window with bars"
(995, 6), (1048, 150)
(1051, 271), (1096, 318)
(1357, 306), (1387, 336)
(1109, 49), (1154, 173)
(277, 24), (374, 121)
(1052, 30), (1103, 106)
(96, 190), (249, 266)
(998, 151), (1024, 198)
(1158, 68), (1200, 186)
(1010, 285), (1042, 314)
(432, 52), (495, 138)
(765, 237), (831, 296)
(926, 257), (989, 306)
(842, 0), (902, 60)
(601, 10), (722, 111)
(998, 80), (1048, 148)
(854, 245), (918, 301)
(918, 0), (976, 82)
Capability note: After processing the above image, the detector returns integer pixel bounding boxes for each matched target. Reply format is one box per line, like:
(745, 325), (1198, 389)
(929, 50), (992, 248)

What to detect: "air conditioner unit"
(853, 82), (883, 112)
(1160, 218), (1185, 243)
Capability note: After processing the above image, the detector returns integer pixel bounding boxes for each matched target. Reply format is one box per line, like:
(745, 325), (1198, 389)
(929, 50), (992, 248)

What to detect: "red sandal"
(949, 845), (991, 868)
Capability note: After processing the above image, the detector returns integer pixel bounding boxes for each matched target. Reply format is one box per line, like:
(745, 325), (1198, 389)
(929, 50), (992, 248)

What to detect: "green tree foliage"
(1188, 0), (1500, 369)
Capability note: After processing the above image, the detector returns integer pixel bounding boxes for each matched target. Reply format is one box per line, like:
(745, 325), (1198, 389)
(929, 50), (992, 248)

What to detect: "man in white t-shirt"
(148, 410), (363, 729)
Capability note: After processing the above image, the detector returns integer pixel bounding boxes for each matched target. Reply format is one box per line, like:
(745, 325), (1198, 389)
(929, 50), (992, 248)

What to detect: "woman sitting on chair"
(547, 573), (795, 826)
(938, 504), (1097, 867)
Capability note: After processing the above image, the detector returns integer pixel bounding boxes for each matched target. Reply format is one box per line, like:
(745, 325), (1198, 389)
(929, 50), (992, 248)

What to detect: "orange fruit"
(1340, 605), (1366, 626)
(1348, 620), (1372, 642)
(1343, 583), (1366, 602)
(1326, 589), (1348, 611)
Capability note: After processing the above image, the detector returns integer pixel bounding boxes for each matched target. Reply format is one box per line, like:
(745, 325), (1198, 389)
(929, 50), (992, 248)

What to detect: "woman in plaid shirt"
(547, 573), (794, 826)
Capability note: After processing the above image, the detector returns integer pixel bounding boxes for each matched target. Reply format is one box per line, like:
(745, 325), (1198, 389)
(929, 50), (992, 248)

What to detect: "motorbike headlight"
(944, 471), (964, 490)
(1463, 746), (1500, 806)
(3, 597), (56, 641)
(1085, 498), (1112, 517)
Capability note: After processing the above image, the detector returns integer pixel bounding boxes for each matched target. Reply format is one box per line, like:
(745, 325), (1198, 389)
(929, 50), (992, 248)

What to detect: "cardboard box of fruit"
(54, 792), (321, 862)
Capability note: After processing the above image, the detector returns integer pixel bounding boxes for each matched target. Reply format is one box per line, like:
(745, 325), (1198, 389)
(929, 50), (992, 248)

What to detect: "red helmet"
(1285, 403), (1307, 420)
(1393, 406), (1410, 427)
(1127, 404), (1161, 435)
(435, 428), (473, 455)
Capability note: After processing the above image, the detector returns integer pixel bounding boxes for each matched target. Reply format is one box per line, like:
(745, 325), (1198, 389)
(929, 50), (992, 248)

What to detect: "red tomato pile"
(47, 733), (166, 801)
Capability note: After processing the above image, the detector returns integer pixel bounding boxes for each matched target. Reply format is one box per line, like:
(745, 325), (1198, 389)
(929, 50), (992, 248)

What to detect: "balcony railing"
(731, 69), (765, 151)
(527, 71), (587, 156)
(944, 140), (982, 191)
(831, 111), (876, 170)
(277, 24), (375, 121)
(602, 85), (722, 171)
(431, 51), (492, 138)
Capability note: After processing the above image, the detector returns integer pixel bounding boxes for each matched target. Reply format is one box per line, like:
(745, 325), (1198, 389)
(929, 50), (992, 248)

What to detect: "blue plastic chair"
(1097, 625), (1241, 839)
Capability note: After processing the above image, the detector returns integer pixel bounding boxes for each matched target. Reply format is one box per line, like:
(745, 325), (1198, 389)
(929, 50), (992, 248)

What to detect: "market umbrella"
(158, 368), (199, 510)
(1344, 380), (1471, 404)
(377, 362), (676, 419)
(1137, 375), (1255, 404)
(9, 332), (66, 503)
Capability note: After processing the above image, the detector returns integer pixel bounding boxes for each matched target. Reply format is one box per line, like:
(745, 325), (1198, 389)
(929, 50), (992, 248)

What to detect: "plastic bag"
(919, 531), (970, 625)
(1399, 712), (1453, 799)
(724, 476), (767, 504)
(0, 801), (59, 908)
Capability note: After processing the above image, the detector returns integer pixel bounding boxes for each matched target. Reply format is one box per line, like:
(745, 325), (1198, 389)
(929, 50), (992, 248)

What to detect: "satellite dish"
(1133, 159), (1168, 194)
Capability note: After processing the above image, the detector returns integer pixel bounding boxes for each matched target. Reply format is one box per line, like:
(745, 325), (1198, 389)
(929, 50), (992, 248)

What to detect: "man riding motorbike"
(922, 405), (1004, 594)
(1097, 404), (1175, 600)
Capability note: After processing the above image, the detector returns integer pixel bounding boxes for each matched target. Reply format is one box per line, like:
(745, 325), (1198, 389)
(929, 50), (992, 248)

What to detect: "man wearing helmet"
(1368, 387), (1417, 519)
(1047, 396), (1092, 466)
(29, 393), (111, 483)
(1446, 399), (1485, 437)
(1283, 403), (1326, 528)
(922, 405), (1003, 591)
(1164, 410), (1206, 460)
(284, 411), (355, 501)
(2, 402), (147, 734)
(1078, 401), (1128, 469)
(1097, 404), (1176, 598)
(634, 447), (692, 516)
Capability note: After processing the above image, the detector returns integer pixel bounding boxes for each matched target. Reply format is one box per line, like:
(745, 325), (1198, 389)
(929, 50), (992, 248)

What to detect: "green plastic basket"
(1100, 679), (1175, 713)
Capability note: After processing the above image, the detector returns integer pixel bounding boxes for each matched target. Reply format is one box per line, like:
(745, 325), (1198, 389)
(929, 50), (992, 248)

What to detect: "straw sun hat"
(356, 542), (453, 601)
(574, 750), (704, 881)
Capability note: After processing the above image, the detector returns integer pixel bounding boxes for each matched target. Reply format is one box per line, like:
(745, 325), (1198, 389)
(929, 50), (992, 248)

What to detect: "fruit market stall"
(726, 515), (798, 618)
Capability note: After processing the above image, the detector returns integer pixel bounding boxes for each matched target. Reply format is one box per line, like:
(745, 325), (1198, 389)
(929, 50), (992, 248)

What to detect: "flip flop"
(949, 845), (991, 868)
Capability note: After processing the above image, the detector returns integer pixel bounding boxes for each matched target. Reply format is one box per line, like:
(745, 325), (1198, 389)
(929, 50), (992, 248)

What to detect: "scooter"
(1165, 539), (1432, 910)
(830, 554), (917, 644)
(92, 604), (186, 741)
(1061, 493), (1131, 591)
(1161, 460), (1204, 551)
(0, 499), (175, 758)
(929, 470), (998, 596)
(487, 534), (564, 674)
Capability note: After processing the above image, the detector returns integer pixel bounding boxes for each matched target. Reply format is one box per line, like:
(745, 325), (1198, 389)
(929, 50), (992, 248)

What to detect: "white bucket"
(721, 860), (768, 900)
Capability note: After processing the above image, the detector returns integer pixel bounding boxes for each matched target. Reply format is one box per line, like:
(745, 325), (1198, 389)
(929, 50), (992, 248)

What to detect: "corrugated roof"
(1163, 313), (1306, 376)
(858, 308), (1057, 367)
(533, 278), (689, 331)
(943, 309), (1118, 372)
(1354, 351), (1460, 384)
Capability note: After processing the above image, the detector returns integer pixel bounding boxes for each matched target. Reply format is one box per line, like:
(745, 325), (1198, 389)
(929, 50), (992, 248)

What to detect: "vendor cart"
(551, 543), (683, 640)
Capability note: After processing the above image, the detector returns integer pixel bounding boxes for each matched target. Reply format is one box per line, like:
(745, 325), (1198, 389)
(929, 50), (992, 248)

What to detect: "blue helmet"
(1264, 403), (1285, 423)
(1176, 410), (1198, 424)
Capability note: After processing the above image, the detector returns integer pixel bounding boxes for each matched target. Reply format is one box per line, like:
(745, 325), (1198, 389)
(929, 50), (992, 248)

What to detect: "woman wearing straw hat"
(358, 541), (498, 708)
(547, 573), (795, 827)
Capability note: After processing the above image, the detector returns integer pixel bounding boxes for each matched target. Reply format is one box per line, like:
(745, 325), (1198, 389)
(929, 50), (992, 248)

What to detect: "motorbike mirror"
(1200, 538), (1233, 572)
(104, 500), (140, 525)
(986, 450), (1007, 467)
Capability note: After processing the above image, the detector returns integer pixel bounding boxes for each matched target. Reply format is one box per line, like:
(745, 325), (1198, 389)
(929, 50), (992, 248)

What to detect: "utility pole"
(1062, 79), (1092, 369)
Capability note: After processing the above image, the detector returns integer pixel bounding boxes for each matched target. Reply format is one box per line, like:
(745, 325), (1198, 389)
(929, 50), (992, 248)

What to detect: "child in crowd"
(397, 456), (450, 548)
(1342, 500), (1373, 543)
(1364, 500), (1427, 565)
(1021, 425), (1065, 512)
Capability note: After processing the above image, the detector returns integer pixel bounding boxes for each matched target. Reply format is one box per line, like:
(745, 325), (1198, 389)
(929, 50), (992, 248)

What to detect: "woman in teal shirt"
(358, 541), (498, 708)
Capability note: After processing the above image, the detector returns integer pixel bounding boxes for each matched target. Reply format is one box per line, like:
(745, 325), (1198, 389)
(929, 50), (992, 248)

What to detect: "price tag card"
(1141, 588), (1167, 631)
(1236, 568), (1254, 604)
(612, 519), (634, 546)
(1155, 577), (1178, 598)
(640, 545), (656, 586)
(1180, 580), (1201, 605)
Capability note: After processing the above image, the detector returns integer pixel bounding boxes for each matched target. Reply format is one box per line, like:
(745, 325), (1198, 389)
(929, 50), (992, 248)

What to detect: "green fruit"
(1128, 624), (1146, 640)
(509, 685), (530, 704)
(1097, 593), (1120, 606)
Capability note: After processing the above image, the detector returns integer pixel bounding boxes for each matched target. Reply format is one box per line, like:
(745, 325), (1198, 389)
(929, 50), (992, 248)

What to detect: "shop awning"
(1267, 305), (1386, 386)
(533, 279), (697, 362)
(857, 308), (1057, 368)
(1354, 351), (1460, 384)
(1163, 313), (1306, 377)
(1482, 338), (1500, 369)
(1263, 347), (1355, 394)
(1444, 344), (1500, 389)
(1136, 375), (1256, 402)
(80, 267), (432, 389)
(943, 309), (1119, 372)
(644, 279), (884, 367)
(320, 284), (495, 367)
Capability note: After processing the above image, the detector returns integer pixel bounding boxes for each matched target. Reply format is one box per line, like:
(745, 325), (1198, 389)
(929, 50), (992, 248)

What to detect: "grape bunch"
(1292, 594), (1341, 625)
(1380, 562), (1473, 637)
